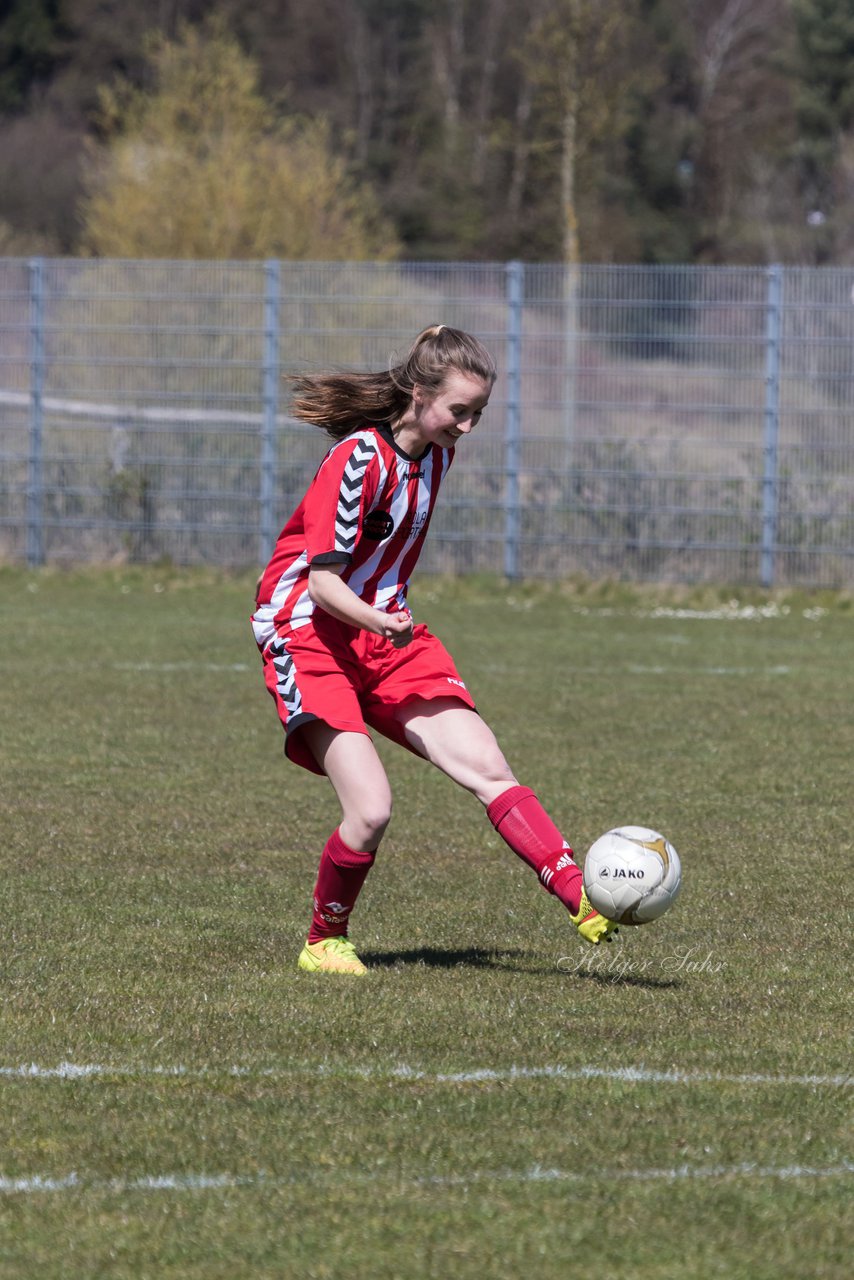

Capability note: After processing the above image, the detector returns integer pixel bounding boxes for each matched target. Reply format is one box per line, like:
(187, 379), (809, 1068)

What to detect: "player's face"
(407, 370), (492, 451)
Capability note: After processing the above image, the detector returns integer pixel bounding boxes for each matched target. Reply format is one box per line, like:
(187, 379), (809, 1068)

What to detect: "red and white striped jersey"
(252, 424), (453, 648)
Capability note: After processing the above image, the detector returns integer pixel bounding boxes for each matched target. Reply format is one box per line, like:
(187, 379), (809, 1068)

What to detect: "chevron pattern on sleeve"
(335, 438), (375, 554)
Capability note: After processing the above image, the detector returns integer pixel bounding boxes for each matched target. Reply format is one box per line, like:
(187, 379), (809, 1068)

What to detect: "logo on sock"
(555, 851), (576, 872)
(314, 896), (349, 925)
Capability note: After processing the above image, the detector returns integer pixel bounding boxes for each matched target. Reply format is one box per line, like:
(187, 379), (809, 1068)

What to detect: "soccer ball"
(583, 826), (682, 925)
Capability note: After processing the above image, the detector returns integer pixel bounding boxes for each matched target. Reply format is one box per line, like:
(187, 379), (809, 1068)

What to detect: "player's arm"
(308, 563), (414, 647)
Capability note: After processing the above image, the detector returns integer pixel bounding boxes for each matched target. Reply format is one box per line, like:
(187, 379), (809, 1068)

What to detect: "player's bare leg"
(398, 698), (618, 944)
(397, 697), (517, 805)
(302, 722), (393, 851)
(295, 724), (393, 974)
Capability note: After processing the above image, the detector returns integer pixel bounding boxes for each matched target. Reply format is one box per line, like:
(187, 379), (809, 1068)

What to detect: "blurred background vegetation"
(1, 0), (853, 265)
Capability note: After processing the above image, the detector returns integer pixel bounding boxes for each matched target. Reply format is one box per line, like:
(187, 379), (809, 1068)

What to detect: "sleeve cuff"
(310, 551), (352, 566)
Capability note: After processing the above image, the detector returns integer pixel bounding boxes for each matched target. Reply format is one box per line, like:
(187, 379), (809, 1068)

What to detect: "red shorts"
(260, 612), (476, 775)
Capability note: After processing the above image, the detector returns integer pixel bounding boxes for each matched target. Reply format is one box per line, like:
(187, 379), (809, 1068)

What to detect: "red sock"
(487, 785), (583, 914)
(307, 828), (376, 943)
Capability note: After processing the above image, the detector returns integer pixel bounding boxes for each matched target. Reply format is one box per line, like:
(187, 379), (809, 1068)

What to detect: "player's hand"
(379, 610), (414, 648)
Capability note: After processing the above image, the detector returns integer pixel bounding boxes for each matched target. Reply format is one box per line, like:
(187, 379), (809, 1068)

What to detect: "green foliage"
(0, 217), (57, 256)
(81, 20), (399, 261)
(4, 3), (854, 262)
(791, 0), (854, 224)
(0, 0), (63, 111)
(792, 0), (854, 134)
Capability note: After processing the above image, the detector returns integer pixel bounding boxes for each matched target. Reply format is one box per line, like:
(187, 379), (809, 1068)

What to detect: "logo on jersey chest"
(362, 508), (429, 542)
(362, 510), (395, 541)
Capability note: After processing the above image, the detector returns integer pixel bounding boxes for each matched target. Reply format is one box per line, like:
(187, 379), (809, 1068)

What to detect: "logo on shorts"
(446, 677), (467, 689)
(363, 510), (395, 541)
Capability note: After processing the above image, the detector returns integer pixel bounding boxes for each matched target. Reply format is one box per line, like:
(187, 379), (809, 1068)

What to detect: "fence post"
(27, 257), (45, 567)
(260, 259), (281, 563)
(761, 264), (783, 589)
(563, 261), (580, 468)
(504, 260), (524, 579)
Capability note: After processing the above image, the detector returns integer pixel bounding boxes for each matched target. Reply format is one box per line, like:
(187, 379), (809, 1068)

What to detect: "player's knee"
(467, 748), (516, 802)
(349, 796), (393, 848)
(481, 746), (516, 787)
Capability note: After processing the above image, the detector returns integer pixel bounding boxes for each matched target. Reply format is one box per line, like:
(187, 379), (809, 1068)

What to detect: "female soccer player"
(252, 324), (617, 974)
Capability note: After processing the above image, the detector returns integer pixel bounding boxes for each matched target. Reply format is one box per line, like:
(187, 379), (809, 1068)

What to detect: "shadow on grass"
(570, 968), (681, 990)
(361, 947), (682, 984)
(361, 946), (532, 971)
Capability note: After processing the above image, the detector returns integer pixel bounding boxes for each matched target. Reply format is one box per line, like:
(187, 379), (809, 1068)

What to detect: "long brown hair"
(289, 325), (497, 440)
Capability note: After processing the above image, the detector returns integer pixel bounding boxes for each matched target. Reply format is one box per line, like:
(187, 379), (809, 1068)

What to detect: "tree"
(790, 0), (854, 257)
(4, 0), (852, 264)
(80, 20), (399, 260)
(685, 0), (792, 261)
(0, 0), (64, 111)
(515, 0), (654, 263)
(608, 0), (794, 264)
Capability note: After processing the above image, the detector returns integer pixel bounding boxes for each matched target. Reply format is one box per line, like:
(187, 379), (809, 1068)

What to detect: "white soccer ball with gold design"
(583, 826), (682, 925)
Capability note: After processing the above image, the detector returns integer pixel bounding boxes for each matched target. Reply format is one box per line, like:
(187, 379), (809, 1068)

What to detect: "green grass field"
(1, 566), (851, 1279)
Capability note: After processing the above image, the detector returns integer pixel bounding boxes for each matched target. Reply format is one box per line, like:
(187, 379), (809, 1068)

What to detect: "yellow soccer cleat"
(297, 936), (368, 975)
(570, 891), (620, 945)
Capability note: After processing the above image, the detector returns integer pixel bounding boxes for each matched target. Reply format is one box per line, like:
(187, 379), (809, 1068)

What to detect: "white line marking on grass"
(112, 662), (250, 673)
(1, 1061), (850, 1088)
(0, 1063), (191, 1080)
(0, 1174), (82, 1193)
(0, 661), (252, 674)
(0, 1172), (256, 1195)
(387, 1064), (852, 1088)
(572, 603), (827, 622)
(628, 664), (791, 677)
(479, 663), (792, 679)
(420, 1160), (854, 1188)
(1, 1161), (851, 1197)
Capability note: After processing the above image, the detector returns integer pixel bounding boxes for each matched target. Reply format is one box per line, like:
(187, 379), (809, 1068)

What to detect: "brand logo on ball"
(363, 510), (395, 540)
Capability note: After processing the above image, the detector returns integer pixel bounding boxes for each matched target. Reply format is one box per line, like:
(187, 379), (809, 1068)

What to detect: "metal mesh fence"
(1, 257), (853, 586)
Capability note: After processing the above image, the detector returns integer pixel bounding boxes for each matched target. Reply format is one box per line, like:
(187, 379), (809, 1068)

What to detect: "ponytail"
(290, 325), (497, 441)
